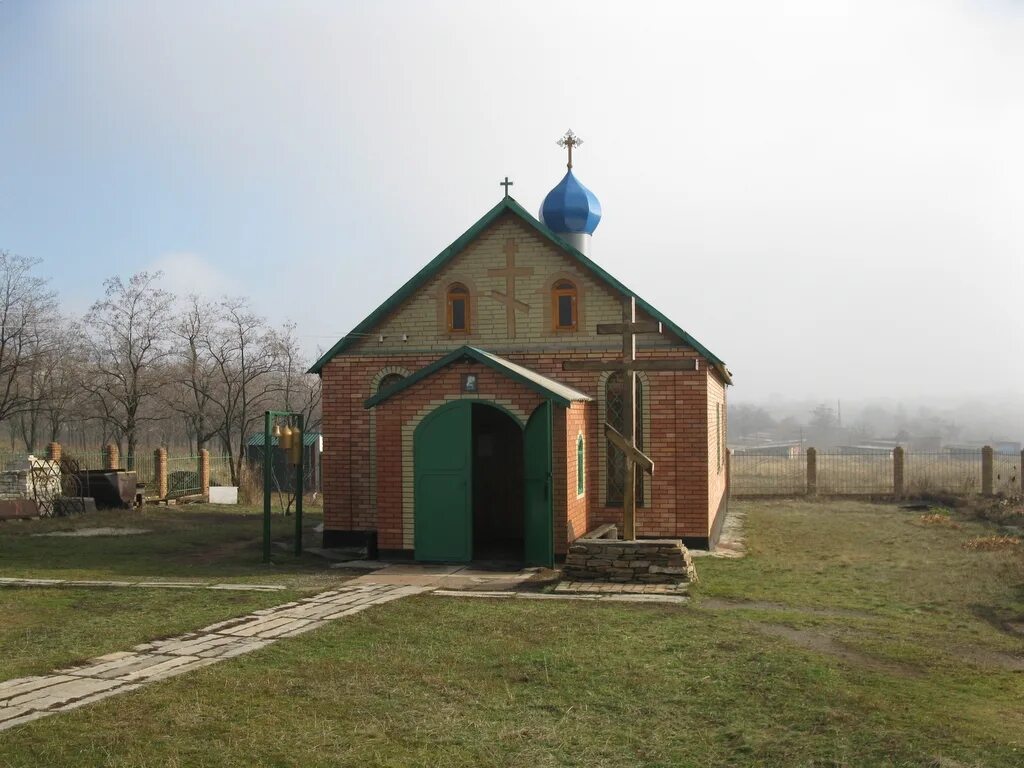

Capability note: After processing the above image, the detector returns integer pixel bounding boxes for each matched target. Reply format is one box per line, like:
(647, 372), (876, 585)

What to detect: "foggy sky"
(1, 0), (1021, 407)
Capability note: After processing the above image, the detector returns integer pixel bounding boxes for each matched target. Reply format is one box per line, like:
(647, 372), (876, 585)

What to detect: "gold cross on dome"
(557, 130), (583, 169)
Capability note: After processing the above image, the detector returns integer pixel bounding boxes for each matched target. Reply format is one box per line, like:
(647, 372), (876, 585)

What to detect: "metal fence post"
(294, 414), (304, 557)
(1020, 450), (1024, 498)
(806, 447), (817, 497)
(893, 446), (905, 499)
(981, 446), (994, 496)
(263, 411), (272, 564)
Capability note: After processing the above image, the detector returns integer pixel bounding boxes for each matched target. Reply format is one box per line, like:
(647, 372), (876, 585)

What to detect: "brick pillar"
(981, 446), (993, 496)
(806, 447), (817, 497)
(104, 443), (120, 470)
(46, 442), (62, 463)
(893, 446), (905, 499)
(199, 449), (210, 501)
(154, 448), (168, 499)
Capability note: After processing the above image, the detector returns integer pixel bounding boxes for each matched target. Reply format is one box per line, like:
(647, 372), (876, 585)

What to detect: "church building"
(310, 134), (732, 566)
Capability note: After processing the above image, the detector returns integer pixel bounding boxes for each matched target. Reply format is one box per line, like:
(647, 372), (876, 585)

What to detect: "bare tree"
(166, 296), (222, 453)
(17, 315), (86, 449)
(203, 297), (279, 484)
(0, 251), (57, 431)
(276, 321), (322, 432)
(81, 272), (174, 468)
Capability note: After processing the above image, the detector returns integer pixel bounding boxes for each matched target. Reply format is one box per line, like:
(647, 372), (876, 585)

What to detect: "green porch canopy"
(363, 346), (592, 410)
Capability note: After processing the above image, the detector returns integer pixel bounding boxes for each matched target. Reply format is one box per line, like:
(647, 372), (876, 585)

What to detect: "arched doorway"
(413, 400), (552, 566)
(471, 404), (524, 561)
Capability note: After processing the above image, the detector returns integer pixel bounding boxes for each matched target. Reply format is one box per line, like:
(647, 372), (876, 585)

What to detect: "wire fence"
(904, 453), (982, 496)
(992, 453), (1020, 495)
(728, 452), (806, 496)
(816, 452), (893, 495)
(731, 448), (1022, 498)
(209, 455), (235, 487)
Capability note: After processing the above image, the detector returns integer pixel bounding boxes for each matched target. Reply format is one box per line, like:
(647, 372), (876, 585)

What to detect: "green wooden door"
(414, 401), (472, 562)
(523, 401), (554, 567)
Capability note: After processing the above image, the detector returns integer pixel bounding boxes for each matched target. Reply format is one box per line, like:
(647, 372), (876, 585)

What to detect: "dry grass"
(1, 501), (1022, 767)
(962, 535), (1023, 552)
(918, 513), (962, 528)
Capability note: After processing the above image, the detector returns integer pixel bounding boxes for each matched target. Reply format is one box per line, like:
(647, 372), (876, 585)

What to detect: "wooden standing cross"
(563, 296), (698, 540)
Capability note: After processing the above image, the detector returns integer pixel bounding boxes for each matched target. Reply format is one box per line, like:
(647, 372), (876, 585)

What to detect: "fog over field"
(729, 394), (1024, 447)
(1, 1), (1020, 432)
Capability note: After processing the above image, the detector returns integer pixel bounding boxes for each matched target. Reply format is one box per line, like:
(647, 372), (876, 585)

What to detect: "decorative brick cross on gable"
(488, 238), (533, 338)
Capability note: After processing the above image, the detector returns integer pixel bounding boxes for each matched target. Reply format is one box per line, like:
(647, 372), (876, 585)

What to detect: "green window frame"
(576, 434), (585, 497)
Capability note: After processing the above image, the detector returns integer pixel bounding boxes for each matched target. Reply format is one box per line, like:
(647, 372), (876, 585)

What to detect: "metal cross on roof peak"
(499, 176), (513, 197)
(557, 130), (583, 170)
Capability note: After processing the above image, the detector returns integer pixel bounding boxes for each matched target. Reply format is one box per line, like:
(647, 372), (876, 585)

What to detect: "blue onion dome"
(541, 170), (602, 235)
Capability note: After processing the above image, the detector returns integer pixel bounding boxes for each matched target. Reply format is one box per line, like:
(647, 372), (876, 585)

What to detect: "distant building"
(730, 442), (802, 458)
(945, 441), (1021, 455)
(835, 445), (894, 456)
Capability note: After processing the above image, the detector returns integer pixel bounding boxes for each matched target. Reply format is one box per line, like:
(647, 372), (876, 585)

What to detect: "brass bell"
(280, 424), (294, 451)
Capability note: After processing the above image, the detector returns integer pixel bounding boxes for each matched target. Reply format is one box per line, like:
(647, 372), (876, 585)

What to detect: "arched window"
(446, 283), (470, 333)
(605, 372), (644, 506)
(552, 279), (578, 331)
(378, 373), (404, 393)
(576, 434), (585, 497)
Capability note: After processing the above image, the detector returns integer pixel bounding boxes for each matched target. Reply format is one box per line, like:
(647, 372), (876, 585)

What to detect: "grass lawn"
(1, 501), (1022, 767)
(0, 587), (300, 680)
(0, 504), (341, 589)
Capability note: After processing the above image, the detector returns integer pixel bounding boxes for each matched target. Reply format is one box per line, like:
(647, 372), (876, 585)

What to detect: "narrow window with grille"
(605, 372), (644, 506)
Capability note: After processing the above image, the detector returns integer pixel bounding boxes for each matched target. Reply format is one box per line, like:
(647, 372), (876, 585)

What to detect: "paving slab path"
(0, 583), (428, 732)
(0, 577), (288, 592)
(0, 563), (697, 733)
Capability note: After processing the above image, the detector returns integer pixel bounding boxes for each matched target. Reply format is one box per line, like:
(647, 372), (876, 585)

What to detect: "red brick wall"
(551, 406), (567, 553)
(321, 347), (718, 548)
(564, 401), (589, 546)
(375, 401), (404, 549)
(369, 361), (546, 550)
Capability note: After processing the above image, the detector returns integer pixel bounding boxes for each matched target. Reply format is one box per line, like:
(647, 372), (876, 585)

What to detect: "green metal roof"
(309, 196), (731, 384)
(364, 346), (592, 409)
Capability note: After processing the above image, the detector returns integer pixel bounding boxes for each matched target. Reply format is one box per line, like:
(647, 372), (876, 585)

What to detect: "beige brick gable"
(350, 212), (680, 356)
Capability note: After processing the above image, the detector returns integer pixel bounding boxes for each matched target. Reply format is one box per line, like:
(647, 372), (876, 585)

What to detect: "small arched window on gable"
(378, 373), (405, 394)
(446, 283), (470, 333)
(552, 279), (578, 331)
